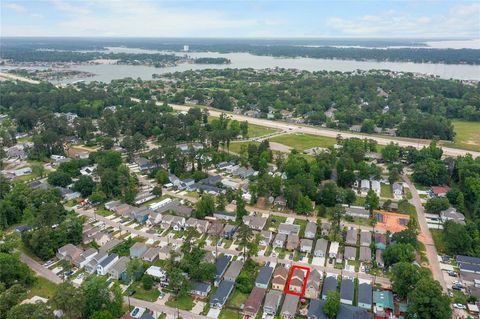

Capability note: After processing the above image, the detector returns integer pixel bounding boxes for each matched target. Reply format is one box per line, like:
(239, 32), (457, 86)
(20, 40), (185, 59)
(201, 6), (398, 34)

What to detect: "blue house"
(214, 255), (231, 286)
(255, 265), (274, 289)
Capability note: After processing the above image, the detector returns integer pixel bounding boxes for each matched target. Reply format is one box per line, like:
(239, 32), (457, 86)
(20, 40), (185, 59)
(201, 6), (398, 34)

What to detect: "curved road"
(169, 103), (479, 158)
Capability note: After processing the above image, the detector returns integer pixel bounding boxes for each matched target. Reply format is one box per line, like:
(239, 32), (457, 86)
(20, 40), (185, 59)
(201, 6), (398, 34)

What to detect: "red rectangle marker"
(284, 265), (310, 297)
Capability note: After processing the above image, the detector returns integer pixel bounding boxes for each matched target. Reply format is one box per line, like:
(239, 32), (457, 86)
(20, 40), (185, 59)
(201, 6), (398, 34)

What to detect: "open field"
(441, 120), (480, 152)
(27, 276), (58, 299)
(268, 133), (336, 151)
(228, 141), (259, 154)
(247, 123), (278, 138)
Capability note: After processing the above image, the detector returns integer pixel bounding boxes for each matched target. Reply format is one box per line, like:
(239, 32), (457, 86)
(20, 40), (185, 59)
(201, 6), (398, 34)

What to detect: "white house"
(96, 254), (119, 275)
(328, 242), (339, 259)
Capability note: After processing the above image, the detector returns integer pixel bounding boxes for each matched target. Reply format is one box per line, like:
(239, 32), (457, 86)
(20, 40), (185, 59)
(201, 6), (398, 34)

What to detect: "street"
(20, 253), (63, 285)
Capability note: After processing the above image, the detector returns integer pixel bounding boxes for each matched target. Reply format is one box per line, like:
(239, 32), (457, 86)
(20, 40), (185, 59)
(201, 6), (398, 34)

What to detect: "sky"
(1, 0), (479, 38)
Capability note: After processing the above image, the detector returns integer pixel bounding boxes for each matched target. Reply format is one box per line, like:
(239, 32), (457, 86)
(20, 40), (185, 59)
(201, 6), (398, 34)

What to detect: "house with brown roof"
(288, 268), (306, 294)
(286, 234), (300, 251)
(56, 244), (83, 263)
(208, 222), (225, 236)
(243, 287), (266, 318)
(272, 266), (289, 291)
(304, 269), (322, 299)
(300, 239), (314, 253)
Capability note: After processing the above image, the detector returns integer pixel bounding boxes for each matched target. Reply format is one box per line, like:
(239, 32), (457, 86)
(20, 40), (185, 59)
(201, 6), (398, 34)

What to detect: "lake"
(7, 47), (480, 83)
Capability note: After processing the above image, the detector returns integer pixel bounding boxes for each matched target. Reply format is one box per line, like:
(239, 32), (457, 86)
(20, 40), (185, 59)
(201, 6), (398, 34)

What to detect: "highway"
(168, 103), (479, 158)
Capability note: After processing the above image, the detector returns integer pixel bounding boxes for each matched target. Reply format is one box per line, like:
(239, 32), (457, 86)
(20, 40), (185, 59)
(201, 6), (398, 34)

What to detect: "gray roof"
(110, 256), (129, 273)
(192, 281), (211, 294)
(211, 280), (234, 305)
(308, 299), (372, 319)
(264, 290), (282, 312)
(307, 299), (328, 319)
(99, 253), (118, 268)
(322, 276), (338, 298)
(345, 229), (358, 245)
(345, 206), (370, 218)
(344, 246), (357, 260)
(340, 278), (354, 302)
(223, 260), (244, 281)
(255, 266), (274, 286)
(459, 262), (480, 273)
(315, 239), (329, 253)
(305, 222), (317, 237)
(359, 246), (372, 262)
(456, 255), (480, 265)
(360, 231), (372, 246)
(358, 283), (372, 306)
(278, 223), (300, 235)
(281, 294), (299, 316)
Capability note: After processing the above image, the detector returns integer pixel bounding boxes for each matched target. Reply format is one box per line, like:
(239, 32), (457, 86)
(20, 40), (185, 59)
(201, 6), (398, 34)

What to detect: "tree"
(73, 175), (96, 197)
(391, 229), (417, 247)
(235, 195), (247, 221)
(323, 290), (340, 318)
(0, 285), (28, 319)
(344, 188), (356, 206)
(412, 159), (448, 186)
(195, 194), (215, 219)
(295, 195), (313, 214)
(237, 224), (254, 258)
(142, 274), (154, 290)
(382, 243), (415, 267)
(47, 171), (72, 187)
(382, 143), (401, 163)
(126, 258), (144, 282)
(361, 119), (375, 133)
(155, 169), (169, 185)
(81, 276), (112, 319)
(425, 197), (449, 214)
(7, 302), (54, 319)
(365, 189), (379, 212)
(391, 262), (424, 298)
(0, 253), (35, 288)
(51, 282), (84, 319)
(443, 220), (472, 255)
(406, 278), (451, 319)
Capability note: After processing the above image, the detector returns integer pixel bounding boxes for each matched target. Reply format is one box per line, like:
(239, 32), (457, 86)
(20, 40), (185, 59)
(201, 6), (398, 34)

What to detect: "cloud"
(326, 5), (480, 38)
(2, 2), (26, 13)
(50, 0), (91, 15)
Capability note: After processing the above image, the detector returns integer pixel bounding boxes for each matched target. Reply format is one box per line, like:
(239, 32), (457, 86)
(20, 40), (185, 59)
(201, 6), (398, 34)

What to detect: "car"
(272, 252), (277, 257)
(448, 271), (457, 277)
(452, 284), (463, 291)
(131, 308), (140, 316)
(64, 270), (73, 277)
(43, 260), (54, 267)
(158, 292), (165, 299)
(453, 303), (466, 310)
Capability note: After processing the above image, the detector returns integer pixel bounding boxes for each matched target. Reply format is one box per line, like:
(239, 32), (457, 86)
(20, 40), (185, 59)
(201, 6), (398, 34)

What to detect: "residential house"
(375, 234), (387, 250)
(243, 287), (266, 318)
(260, 230), (273, 246)
(375, 250), (384, 268)
(344, 246), (357, 261)
(360, 180), (370, 193)
(222, 224), (237, 239)
(288, 268), (306, 293)
(274, 196), (287, 207)
(92, 232), (111, 246)
(272, 266), (289, 291)
(300, 239), (314, 253)
(440, 207), (466, 225)
(243, 215), (267, 231)
(215, 255), (231, 286)
(321, 276), (338, 300)
(190, 282), (211, 298)
(73, 248), (98, 268)
(359, 247), (372, 262)
(99, 239), (121, 254)
(130, 243), (148, 258)
(133, 191), (156, 206)
(161, 215), (185, 231)
(105, 200), (122, 211)
(255, 266), (274, 289)
(392, 183), (403, 199)
(328, 242), (339, 259)
(263, 290), (283, 317)
(210, 280), (235, 309)
(85, 252), (108, 273)
(281, 294), (299, 319)
(186, 218), (210, 233)
(305, 222), (317, 239)
(114, 204), (135, 217)
(96, 254), (119, 275)
(158, 245), (181, 261)
(278, 223), (300, 236)
(371, 180), (381, 196)
(146, 266), (167, 281)
(345, 229), (358, 246)
(203, 252), (216, 264)
(307, 299), (371, 319)
(358, 283), (372, 310)
(141, 247), (160, 263)
(345, 206), (370, 219)
(108, 256), (129, 281)
(208, 222), (225, 236)
(56, 244), (83, 263)
(360, 231), (372, 247)
(213, 211), (236, 222)
(274, 233), (287, 248)
(431, 186), (450, 198)
(286, 234), (300, 251)
(57, 187), (81, 201)
(320, 223), (330, 237)
(304, 269), (322, 299)
(373, 290), (394, 318)
(314, 239), (329, 257)
(340, 278), (354, 305)
(223, 260), (244, 282)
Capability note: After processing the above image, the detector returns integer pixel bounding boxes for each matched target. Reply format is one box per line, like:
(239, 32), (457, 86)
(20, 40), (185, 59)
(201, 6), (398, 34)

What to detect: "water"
(5, 47), (480, 83)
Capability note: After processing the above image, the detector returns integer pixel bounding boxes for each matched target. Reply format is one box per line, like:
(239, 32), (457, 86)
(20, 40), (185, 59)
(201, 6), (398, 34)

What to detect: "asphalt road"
(169, 103), (479, 158)
(402, 175), (447, 292)
(20, 253), (63, 284)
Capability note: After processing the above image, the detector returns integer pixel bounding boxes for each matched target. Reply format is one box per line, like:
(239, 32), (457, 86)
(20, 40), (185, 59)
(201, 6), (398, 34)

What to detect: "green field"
(228, 141), (260, 154)
(27, 276), (58, 299)
(247, 124), (278, 138)
(380, 184), (393, 198)
(269, 133), (337, 151)
(441, 120), (480, 152)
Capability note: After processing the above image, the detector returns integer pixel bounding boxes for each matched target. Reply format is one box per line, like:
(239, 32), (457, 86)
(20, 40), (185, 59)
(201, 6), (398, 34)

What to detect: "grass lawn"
(431, 229), (446, 254)
(380, 184), (393, 198)
(219, 309), (240, 319)
(228, 141), (260, 154)
(227, 290), (248, 308)
(294, 219), (308, 238)
(165, 294), (194, 311)
(96, 209), (113, 217)
(128, 282), (160, 302)
(440, 120), (480, 152)
(247, 124), (278, 138)
(266, 215), (287, 230)
(353, 196), (366, 206)
(269, 133), (336, 151)
(27, 276), (58, 299)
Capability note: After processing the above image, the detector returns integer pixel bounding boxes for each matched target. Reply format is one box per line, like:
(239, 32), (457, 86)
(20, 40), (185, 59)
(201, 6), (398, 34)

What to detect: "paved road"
(402, 175), (447, 292)
(126, 297), (214, 319)
(20, 253), (63, 284)
(0, 72), (41, 84)
(169, 103), (479, 158)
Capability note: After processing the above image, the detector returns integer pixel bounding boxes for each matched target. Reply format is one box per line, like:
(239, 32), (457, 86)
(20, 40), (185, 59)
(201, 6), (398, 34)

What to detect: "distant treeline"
(2, 38), (479, 64)
(193, 57), (231, 64)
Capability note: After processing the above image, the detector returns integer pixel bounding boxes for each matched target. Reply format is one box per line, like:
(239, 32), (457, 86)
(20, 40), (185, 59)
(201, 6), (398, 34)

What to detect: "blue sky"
(1, 0), (479, 38)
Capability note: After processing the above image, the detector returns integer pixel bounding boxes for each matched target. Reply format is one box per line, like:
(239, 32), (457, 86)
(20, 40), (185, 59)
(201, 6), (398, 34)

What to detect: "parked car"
(448, 271), (457, 277)
(452, 284), (463, 291)
(453, 303), (466, 310)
